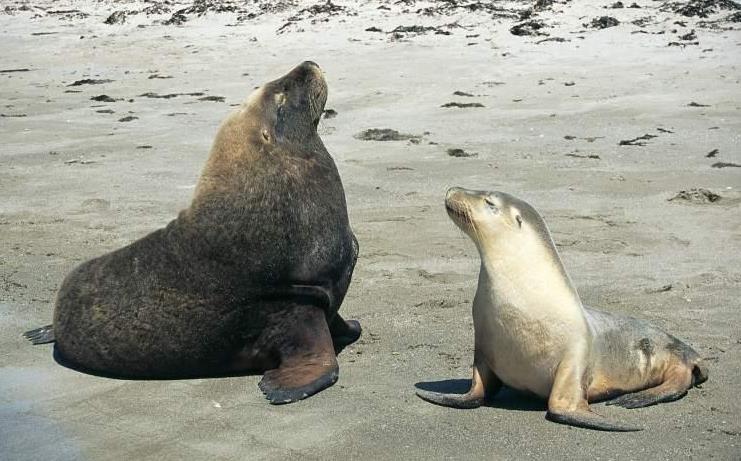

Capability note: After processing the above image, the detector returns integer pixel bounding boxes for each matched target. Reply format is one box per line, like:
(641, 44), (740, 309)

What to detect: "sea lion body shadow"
(416, 188), (707, 431)
(25, 61), (361, 403)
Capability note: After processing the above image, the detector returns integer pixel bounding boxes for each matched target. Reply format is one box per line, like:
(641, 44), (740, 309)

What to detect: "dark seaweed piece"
(90, 95), (120, 102)
(588, 16), (620, 29)
(510, 20), (547, 36)
(618, 134), (657, 146)
(663, 0), (740, 18)
(104, 11), (127, 25)
(354, 129), (419, 141)
(440, 102), (485, 108)
(668, 188), (721, 203)
(447, 148), (478, 158)
(68, 79), (113, 86)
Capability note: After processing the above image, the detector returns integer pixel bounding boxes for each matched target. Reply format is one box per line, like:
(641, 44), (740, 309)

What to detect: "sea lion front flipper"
(258, 305), (339, 405)
(23, 324), (55, 345)
(547, 357), (642, 432)
(416, 352), (500, 409)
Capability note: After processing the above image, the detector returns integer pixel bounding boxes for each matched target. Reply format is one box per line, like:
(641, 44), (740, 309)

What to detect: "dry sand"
(1, 0), (740, 459)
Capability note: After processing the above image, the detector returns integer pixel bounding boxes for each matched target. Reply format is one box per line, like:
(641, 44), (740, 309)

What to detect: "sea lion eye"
(484, 197), (498, 212)
(515, 215), (523, 227)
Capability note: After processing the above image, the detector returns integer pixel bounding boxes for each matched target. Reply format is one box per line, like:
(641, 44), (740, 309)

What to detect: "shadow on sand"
(414, 379), (545, 411)
(52, 346), (261, 381)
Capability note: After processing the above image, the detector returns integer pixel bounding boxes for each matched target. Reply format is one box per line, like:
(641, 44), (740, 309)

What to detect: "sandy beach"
(1, 0), (740, 459)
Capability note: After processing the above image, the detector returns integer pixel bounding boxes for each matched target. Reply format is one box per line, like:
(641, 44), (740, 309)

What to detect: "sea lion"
(24, 61), (362, 404)
(416, 187), (708, 431)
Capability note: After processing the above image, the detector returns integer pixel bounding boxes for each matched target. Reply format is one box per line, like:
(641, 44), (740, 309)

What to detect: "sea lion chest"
(472, 278), (584, 399)
(187, 145), (352, 274)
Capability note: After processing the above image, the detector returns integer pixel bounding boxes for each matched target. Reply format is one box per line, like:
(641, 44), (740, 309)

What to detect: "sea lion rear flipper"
(329, 314), (362, 354)
(416, 353), (500, 409)
(258, 305), (339, 405)
(23, 325), (55, 345)
(548, 358), (642, 432)
(606, 364), (693, 409)
(545, 409), (642, 432)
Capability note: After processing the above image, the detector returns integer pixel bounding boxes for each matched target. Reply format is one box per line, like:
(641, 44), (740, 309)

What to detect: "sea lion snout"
(444, 187), (470, 222)
(284, 60), (324, 84)
(445, 187), (497, 234)
(257, 61), (328, 141)
(446, 187), (499, 202)
(445, 186), (477, 207)
(445, 187), (495, 221)
(300, 60), (322, 72)
(445, 186), (464, 199)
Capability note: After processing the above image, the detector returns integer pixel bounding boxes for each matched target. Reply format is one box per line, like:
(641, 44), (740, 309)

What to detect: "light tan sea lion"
(417, 188), (707, 431)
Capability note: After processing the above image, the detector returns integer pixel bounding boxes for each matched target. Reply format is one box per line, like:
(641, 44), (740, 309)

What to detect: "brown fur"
(27, 62), (361, 404)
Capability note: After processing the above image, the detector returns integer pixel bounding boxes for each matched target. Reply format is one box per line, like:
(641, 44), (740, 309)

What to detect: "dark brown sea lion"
(416, 188), (708, 431)
(25, 61), (361, 404)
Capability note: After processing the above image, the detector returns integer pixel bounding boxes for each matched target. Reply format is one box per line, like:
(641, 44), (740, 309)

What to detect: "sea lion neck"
(476, 238), (583, 314)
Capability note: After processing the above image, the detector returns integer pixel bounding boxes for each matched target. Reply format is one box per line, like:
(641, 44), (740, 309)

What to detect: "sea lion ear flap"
(516, 215), (523, 228)
(262, 129), (271, 143)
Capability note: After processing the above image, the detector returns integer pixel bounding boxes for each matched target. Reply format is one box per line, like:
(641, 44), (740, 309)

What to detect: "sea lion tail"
(691, 360), (709, 387)
(23, 325), (55, 345)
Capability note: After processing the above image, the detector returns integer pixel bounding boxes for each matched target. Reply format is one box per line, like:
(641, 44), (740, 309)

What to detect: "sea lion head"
(445, 186), (577, 300)
(445, 187), (538, 239)
(242, 60), (328, 145)
(187, 62), (342, 278)
(444, 187), (558, 260)
(194, 61), (330, 196)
